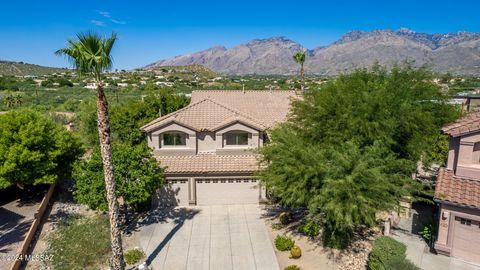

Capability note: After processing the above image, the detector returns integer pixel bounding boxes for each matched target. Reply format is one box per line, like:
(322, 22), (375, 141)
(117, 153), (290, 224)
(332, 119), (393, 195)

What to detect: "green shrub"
(384, 255), (419, 270)
(289, 245), (302, 259)
(271, 222), (285, 230)
(279, 212), (293, 225)
(367, 236), (408, 270)
(298, 219), (320, 238)
(275, 235), (295, 251)
(284, 265), (302, 270)
(124, 248), (145, 265)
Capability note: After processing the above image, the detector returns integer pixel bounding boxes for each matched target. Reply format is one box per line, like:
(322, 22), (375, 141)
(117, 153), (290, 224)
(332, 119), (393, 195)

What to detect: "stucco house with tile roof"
(434, 108), (480, 264)
(141, 90), (298, 206)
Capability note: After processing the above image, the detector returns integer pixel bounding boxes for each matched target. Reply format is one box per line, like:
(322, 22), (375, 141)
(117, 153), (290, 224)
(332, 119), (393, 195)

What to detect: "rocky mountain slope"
(145, 29), (480, 75)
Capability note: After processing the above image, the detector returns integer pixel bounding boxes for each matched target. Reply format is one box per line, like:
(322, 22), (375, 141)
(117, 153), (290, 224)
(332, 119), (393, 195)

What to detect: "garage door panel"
(196, 179), (259, 205)
(153, 180), (189, 207)
(452, 217), (480, 263)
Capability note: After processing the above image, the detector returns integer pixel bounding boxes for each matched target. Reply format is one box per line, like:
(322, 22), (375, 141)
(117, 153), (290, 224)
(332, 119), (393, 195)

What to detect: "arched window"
(225, 131), (249, 146)
(162, 132), (187, 146)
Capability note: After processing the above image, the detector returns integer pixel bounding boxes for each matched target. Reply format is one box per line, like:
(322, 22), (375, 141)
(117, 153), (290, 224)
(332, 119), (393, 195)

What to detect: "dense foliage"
(367, 236), (418, 270)
(259, 65), (458, 248)
(73, 143), (163, 211)
(76, 89), (189, 147)
(0, 110), (83, 188)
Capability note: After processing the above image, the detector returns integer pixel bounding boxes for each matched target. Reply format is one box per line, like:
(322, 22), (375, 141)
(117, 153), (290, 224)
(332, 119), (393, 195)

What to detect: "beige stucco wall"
(456, 132), (480, 179)
(435, 204), (480, 256)
(147, 122), (196, 155)
(146, 120), (265, 156)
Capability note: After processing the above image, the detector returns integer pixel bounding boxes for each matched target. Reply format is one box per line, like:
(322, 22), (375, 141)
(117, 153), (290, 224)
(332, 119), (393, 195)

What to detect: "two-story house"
(141, 90), (298, 206)
(434, 109), (480, 264)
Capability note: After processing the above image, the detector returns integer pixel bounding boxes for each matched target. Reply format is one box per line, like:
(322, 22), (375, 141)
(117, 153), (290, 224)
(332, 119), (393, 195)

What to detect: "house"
(141, 90), (298, 206)
(434, 109), (480, 264)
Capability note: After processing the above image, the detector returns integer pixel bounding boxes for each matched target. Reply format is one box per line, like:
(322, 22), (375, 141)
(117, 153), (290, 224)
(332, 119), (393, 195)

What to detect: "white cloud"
(90, 20), (106, 27)
(97, 10), (111, 18)
(111, 19), (127, 25)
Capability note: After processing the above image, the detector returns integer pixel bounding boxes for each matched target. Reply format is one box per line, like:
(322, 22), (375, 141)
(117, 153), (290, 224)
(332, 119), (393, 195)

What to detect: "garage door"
(196, 179), (260, 205)
(153, 179), (189, 207)
(452, 217), (480, 263)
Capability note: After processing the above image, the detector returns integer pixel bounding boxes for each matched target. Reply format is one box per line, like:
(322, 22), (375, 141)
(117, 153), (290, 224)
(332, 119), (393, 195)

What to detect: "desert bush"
(275, 235), (295, 251)
(284, 265), (302, 270)
(289, 245), (302, 259)
(298, 218), (320, 237)
(279, 212), (293, 225)
(271, 222), (285, 230)
(367, 236), (416, 270)
(384, 255), (419, 270)
(124, 248), (145, 265)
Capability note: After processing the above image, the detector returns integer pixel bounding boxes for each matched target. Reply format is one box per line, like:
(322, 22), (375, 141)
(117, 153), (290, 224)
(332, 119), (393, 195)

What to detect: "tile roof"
(141, 98), (266, 132)
(434, 168), (480, 209)
(157, 153), (261, 174)
(191, 90), (298, 128)
(442, 108), (480, 137)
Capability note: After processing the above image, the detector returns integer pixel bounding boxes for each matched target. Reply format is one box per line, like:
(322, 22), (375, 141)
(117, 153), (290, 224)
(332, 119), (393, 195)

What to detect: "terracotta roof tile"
(442, 108), (480, 137)
(191, 90), (298, 128)
(434, 168), (480, 208)
(157, 153), (260, 174)
(141, 98), (266, 132)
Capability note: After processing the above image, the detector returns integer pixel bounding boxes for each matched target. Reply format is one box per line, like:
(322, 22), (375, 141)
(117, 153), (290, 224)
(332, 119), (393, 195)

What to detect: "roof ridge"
(203, 98), (267, 128)
(140, 98), (212, 130)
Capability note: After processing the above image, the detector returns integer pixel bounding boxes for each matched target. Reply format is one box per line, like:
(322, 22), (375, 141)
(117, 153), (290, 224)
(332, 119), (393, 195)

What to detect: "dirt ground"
(262, 208), (379, 270)
(22, 183), (141, 270)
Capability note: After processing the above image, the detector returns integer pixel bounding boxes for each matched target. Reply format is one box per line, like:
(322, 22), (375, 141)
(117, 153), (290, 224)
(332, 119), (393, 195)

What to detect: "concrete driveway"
(138, 204), (280, 270)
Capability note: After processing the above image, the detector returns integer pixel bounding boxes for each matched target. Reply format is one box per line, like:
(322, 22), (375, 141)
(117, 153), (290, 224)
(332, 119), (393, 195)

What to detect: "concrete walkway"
(138, 204), (280, 270)
(391, 230), (480, 270)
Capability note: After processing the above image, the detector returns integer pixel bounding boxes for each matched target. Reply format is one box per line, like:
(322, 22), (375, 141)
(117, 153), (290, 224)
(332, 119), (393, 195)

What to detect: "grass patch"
(124, 248), (145, 265)
(45, 214), (111, 270)
(271, 222), (285, 230)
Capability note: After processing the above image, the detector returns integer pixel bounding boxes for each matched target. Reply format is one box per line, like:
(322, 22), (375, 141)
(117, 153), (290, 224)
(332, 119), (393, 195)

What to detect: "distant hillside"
(145, 28), (480, 75)
(143, 64), (218, 78)
(0, 60), (67, 76)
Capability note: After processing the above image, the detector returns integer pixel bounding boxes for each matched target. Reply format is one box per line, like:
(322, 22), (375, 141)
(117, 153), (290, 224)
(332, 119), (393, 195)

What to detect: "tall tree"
(293, 50), (306, 92)
(56, 32), (125, 269)
(259, 65), (459, 248)
(0, 110), (83, 189)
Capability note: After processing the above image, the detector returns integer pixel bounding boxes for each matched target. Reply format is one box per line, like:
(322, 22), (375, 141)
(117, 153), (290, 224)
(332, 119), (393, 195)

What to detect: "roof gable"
(141, 98), (266, 132)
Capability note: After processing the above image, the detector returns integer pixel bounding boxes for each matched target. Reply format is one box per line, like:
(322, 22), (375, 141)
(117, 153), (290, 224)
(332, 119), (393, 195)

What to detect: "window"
(225, 132), (249, 146)
(163, 132), (186, 146)
(460, 218), (472, 226)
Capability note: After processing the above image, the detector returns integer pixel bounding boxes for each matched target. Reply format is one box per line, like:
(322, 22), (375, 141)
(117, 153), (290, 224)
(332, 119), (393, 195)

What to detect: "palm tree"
(293, 50), (306, 93)
(4, 94), (15, 108)
(13, 94), (23, 106)
(56, 32), (125, 270)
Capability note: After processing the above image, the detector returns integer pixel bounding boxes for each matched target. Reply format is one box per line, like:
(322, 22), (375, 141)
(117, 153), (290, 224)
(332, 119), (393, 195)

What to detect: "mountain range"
(145, 28), (480, 75)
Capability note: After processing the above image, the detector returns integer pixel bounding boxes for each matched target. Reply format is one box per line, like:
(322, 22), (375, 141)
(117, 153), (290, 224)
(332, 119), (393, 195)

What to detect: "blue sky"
(1, 0), (480, 70)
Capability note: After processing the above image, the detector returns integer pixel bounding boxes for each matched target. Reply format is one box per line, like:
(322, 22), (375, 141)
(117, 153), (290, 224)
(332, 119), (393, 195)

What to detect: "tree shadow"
(122, 184), (188, 234)
(0, 207), (31, 253)
(144, 207), (199, 265)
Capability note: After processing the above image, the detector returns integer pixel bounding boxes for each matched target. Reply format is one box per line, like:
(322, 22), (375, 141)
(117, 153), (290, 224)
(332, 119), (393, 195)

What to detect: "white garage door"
(452, 217), (480, 263)
(153, 179), (189, 207)
(196, 179), (260, 205)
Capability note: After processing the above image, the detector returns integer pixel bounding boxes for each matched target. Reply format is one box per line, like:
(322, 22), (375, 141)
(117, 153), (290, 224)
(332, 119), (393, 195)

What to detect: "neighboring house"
(434, 109), (480, 264)
(141, 90), (298, 206)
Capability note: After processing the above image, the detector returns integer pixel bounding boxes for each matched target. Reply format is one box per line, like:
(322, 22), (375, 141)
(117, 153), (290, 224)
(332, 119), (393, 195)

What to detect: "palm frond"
(55, 31), (117, 80)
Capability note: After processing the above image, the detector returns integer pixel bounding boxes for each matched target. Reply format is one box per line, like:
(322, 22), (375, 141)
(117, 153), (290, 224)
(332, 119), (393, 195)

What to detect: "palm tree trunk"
(300, 63), (305, 93)
(96, 83), (125, 270)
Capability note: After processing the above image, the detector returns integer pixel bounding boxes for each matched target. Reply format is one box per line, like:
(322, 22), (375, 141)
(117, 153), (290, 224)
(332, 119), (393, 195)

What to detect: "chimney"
(242, 84), (245, 94)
